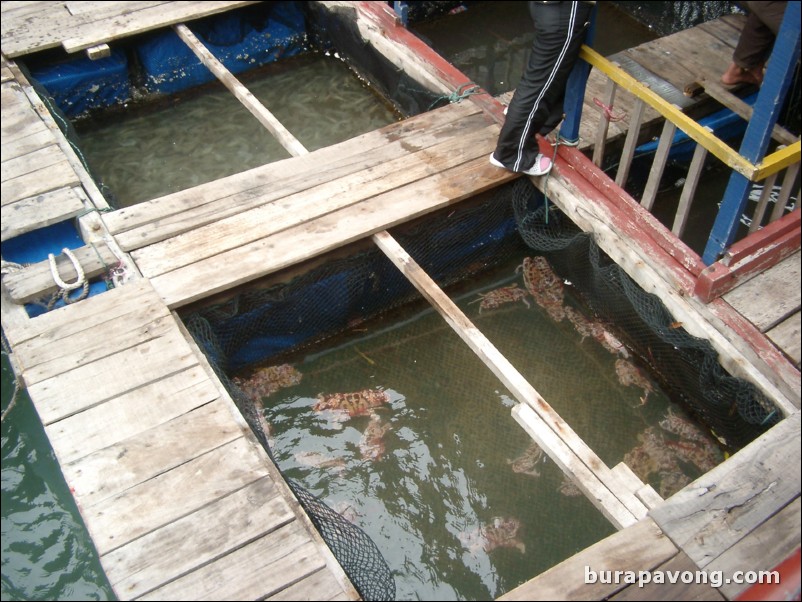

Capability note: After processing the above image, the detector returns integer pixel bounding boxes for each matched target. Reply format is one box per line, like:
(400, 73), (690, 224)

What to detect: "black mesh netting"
(182, 177), (781, 599)
(510, 181), (782, 449)
(183, 182), (524, 601)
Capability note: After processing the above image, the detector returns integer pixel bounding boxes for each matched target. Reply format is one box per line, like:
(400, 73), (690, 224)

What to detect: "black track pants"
(493, 1), (592, 172)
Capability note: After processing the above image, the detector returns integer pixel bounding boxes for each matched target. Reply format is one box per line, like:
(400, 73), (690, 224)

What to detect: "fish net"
(183, 177), (781, 600)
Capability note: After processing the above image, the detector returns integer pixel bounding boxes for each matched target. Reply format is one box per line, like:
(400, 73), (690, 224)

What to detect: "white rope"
(48, 247), (85, 291)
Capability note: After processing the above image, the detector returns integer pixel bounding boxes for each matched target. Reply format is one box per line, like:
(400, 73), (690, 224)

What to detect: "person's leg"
(492, 1), (591, 173)
(722, 1), (787, 85)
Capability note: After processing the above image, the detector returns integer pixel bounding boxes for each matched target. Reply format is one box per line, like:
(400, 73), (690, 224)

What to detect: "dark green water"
(1, 342), (115, 601)
(2, 2), (728, 599)
(242, 249), (725, 600)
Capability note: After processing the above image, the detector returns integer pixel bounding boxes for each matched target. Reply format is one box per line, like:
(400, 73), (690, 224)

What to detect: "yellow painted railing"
(578, 46), (801, 183)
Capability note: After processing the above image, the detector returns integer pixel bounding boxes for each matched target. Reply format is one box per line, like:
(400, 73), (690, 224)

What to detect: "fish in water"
(313, 388), (390, 418)
(517, 256), (565, 321)
(470, 283), (531, 314)
(558, 474), (583, 497)
(507, 441), (545, 477)
(459, 516), (526, 554)
(615, 358), (654, 405)
(294, 450), (346, 474)
(359, 413), (392, 461)
(659, 409), (709, 444)
(233, 363), (302, 401)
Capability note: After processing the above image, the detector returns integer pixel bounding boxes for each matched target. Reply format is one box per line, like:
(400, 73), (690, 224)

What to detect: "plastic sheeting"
(138, 2), (308, 95)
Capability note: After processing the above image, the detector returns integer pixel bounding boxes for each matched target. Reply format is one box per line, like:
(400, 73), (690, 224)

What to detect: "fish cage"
(8, 2), (787, 600)
(180, 177), (781, 600)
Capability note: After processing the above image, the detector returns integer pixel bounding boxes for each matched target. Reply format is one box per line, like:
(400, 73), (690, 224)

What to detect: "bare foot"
(721, 62), (763, 86)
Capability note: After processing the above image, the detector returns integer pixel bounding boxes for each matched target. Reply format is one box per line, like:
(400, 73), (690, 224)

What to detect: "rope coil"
(47, 248), (89, 309)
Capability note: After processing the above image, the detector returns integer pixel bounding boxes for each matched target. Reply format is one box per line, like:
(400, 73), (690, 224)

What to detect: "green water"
(1, 342), (115, 601)
(241, 250), (724, 600)
(75, 51), (402, 208)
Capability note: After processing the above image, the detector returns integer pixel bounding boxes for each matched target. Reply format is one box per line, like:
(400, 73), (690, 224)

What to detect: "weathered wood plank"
(12, 285), (170, 376)
(132, 124), (500, 277)
(0, 125), (55, 162)
(149, 154), (516, 308)
(0, 186), (86, 242)
(44, 365), (220, 463)
(61, 1), (260, 53)
(610, 552), (725, 601)
(498, 518), (678, 601)
(3, 278), (159, 345)
(17, 312), (176, 385)
(103, 101), (482, 245)
(1, 143), (66, 182)
(650, 412), (801, 568)
(174, 22), (308, 157)
(61, 398), (242, 507)
(266, 568), (354, 601)
(373, 228), (644, 527)
(707, 496), (800, 600)
(101, 477), (295, 599)
(138, 527), (329, 601)
(84, 436), (269, 555)
(25, 324), (198, 424)
(722, 251), (801, 331)
(2, 238), (116, 301)
(0, 159), (80, 206)
(766, 311), (800, 367)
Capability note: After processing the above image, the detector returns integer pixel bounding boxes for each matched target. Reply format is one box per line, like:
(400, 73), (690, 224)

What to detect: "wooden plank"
(84, 436), (269, 555)
(372, 229), (645, 527)
(60, 1), (259, 54)
(17, 312), (176, 385)
(103, 101), (482, 244)
(1, 186), (86, 242)
(497, 518), (678, 601)
(12, 286), (170, 378)
(650, 412), (801, 568)
(722, 251), (801, 331)
(174, 23), (308, 157)
(132, 124), (500, 277)
(2, 239), (116, 301)
(44, 365), (220, 463)
(0, 125), (55, 162)
(706, 496), (801, 600)
(150, 155), (516, 309)
(766, 311), (801, 368)
(101, 477), (295, 598)
(61, 398), (242, 507)
(672, 142), (708, 237)
(0, 159), (80, 205)
(137, 527), (328, 601)
(25, 324), (198, 424)
(4, 278), (159, 345)
(610, 552), (725, 601)
(1, 143), (66, 182)
(65, 1), (168, 18)
(267, 568), (354, 601)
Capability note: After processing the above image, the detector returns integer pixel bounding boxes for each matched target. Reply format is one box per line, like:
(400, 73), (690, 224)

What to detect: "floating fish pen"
(4, 2), (790, 601)
(178, 175), (781, 599)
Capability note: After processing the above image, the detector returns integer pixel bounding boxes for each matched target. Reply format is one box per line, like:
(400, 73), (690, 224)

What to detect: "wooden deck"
(2, 2), (800, 601)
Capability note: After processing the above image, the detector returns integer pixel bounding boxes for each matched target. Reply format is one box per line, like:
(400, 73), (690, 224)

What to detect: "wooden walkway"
(2, 2), (800, 601)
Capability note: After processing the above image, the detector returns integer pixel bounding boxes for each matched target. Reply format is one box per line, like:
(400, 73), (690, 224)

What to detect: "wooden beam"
(371, 229), (646, 529)
(172, 23), (308, 158)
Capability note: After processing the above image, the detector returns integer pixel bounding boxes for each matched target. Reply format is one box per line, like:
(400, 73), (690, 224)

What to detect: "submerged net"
(183, 177), (781, 599)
